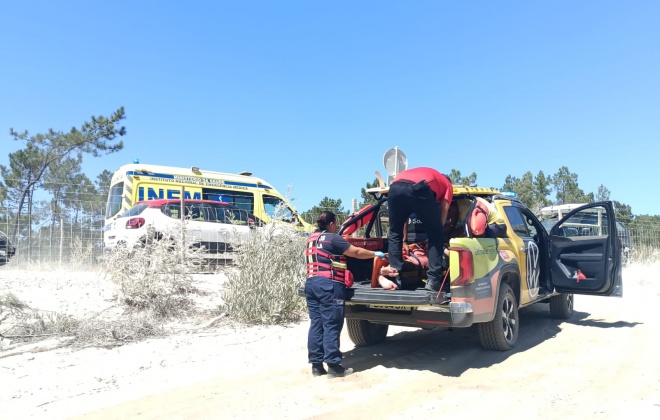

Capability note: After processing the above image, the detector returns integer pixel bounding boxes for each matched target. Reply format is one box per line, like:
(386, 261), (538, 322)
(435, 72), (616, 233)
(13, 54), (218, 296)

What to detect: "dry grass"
(0, 307), (79, 342)
(628, 244), (660, 265)
(222, 223), (308, 324)
(74, 311), (165, 346)
(0, 291), (166, 350)
(101, 226), (205, 318)
(1, 226), (209, 349)
(2, 217), (309, 350)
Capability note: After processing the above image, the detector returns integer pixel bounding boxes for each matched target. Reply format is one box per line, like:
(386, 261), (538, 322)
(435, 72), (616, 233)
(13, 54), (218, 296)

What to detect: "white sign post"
(383, 147), (408, 185)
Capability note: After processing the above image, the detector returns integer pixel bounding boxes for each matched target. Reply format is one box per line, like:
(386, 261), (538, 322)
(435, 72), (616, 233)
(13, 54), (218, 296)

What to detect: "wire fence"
(2, 203), (660, 268)
(1, 205), (104, 269)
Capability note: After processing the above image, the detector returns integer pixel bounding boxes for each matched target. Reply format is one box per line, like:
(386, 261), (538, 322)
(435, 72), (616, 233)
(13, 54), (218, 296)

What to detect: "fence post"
(351, 199), (358, 237)
(180, 186), (185, 261)
(60, 217), (64, 267)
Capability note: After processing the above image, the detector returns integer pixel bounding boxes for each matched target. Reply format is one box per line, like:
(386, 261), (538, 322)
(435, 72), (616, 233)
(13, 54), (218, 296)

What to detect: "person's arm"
(343, 245), (381, 259)
(440, 199), (451, 226)
(402, 221), (410, 253)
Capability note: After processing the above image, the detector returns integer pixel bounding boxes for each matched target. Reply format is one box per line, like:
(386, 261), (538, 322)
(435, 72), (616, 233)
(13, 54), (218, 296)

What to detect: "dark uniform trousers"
(305, 276), (346, 365)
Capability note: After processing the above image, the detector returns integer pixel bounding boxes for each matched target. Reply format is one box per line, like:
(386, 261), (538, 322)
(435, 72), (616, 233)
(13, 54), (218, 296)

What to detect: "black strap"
(407, 252), (424, 280)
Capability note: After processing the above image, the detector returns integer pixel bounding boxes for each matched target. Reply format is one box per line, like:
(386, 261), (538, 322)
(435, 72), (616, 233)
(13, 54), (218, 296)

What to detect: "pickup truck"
(305, 185), (622, 351)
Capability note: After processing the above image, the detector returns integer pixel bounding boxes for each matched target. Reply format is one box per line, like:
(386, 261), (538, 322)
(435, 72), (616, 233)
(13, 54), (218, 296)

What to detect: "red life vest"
(305, 232), (354, 287)
(469, 200), (490, 236)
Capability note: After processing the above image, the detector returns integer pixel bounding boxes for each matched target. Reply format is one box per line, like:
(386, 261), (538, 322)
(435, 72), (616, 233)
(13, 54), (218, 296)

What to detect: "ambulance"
(104, 162), (313, 232)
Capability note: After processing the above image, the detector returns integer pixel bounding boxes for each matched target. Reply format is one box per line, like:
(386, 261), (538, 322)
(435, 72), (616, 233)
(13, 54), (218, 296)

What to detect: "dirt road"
(2, 264), (659, 419)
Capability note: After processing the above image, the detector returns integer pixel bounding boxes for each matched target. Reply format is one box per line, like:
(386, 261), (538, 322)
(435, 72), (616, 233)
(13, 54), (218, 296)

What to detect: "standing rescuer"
(305, 211), (385, 378)
(387, 167), (453, 298)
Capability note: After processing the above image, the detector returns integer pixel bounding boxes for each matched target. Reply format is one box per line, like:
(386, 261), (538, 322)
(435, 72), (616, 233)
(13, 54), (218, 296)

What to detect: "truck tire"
(549, 293), (574, 319)
(346, 319), (389, 347)
(477, 283), (519, 351)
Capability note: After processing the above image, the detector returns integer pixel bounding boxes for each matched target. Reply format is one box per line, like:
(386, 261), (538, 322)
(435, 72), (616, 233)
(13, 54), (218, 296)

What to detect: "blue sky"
(1, 1), (658, 216)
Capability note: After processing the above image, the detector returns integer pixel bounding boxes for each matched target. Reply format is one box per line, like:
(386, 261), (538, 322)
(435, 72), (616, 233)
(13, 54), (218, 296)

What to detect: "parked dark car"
(0, 230), (16, 265)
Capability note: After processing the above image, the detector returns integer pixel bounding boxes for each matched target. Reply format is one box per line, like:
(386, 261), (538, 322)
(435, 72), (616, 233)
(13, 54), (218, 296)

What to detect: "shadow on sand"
(342, 303), (642, 377)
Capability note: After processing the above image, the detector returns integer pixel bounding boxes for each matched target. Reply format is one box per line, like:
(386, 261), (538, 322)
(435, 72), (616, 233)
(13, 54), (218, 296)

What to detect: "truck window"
(230, 192), (255, 214)
(106, 182), (124, 219)
(519, 208), (539, 238)
(263, 194), (295, 222)
(561, 205), (610, 238)
(163, 204), (181, 219)
(229, 208), (251, 225)
(121, 203), (149, 217)
(503, 206), (530, 237)
(202, 188), (254, 214)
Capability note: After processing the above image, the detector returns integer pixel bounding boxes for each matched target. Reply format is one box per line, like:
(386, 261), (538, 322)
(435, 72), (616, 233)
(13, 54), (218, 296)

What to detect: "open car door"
(549, 201), (622, 297)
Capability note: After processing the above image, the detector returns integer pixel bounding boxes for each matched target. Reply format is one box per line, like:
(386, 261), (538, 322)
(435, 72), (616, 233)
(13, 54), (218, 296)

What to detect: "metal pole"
(394, 146), (399, 175)
(60, 217), (64, 267)
(351, 198), (358, 237)
(181, 186), (185, 261)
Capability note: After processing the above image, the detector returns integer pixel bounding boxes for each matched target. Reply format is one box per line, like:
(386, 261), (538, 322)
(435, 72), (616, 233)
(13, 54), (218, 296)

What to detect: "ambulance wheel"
(346, 319), (388, 347)
(549, 293), (574, 319)
(477, 283), (519, 351)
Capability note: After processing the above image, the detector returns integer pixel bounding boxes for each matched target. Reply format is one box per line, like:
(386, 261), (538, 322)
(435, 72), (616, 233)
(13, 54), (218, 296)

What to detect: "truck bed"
(298, 281), (445, 306)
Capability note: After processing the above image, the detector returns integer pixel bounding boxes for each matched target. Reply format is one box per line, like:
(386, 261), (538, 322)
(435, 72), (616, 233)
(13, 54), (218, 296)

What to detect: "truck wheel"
(549, 293), (574, 319)
(478, 283), (519, 351)
(346, 319), (389, 347)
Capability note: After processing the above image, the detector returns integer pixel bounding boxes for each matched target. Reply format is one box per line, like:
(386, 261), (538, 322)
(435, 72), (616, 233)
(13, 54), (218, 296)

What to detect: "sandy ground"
(1, 264), (659, 420)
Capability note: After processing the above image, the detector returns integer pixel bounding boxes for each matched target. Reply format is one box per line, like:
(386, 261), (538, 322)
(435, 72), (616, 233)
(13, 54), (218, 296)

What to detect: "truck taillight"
(126, 218), (145, 229)
(449, 247), (474, 287)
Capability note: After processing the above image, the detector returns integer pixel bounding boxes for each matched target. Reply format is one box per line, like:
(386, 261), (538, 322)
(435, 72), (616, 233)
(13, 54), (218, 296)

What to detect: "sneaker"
(425, 287), (440, 302)
(327, 364), (354, 378)
(312, 363), (327, 377)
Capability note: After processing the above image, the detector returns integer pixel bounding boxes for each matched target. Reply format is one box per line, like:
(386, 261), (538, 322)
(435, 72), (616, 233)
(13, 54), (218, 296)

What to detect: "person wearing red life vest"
(305, 211), (385, 378)
(470, 196), (508, 238)
(387, 167), (453, 297)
